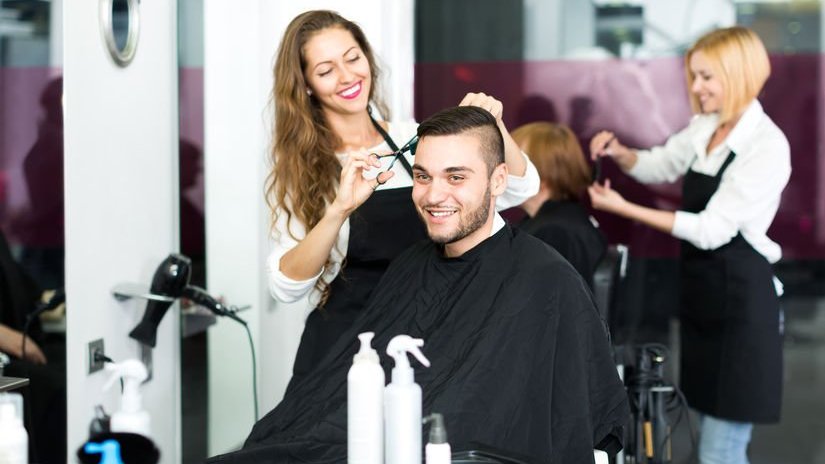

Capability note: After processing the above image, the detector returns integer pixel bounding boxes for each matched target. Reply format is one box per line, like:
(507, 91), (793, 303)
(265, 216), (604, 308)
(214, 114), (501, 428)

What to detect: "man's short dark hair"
(417, 106), (505, 175)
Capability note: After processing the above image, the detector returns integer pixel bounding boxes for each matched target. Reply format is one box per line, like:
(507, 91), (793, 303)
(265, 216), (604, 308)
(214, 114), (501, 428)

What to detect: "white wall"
(204, 0), (414, 455)
(64, 1), (180, 461)
(203, 0), (268, 454)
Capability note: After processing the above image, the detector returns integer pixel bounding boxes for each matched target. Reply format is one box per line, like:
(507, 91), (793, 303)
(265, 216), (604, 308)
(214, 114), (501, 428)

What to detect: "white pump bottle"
(103, 359), (151, 438)
(347, 332), (385, 464)
(384, 335), (431, 464)
(0, 393), (27, 464)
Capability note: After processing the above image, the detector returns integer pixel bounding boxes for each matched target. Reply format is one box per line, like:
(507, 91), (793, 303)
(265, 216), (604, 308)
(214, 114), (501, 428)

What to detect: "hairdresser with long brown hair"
(589, 27), (790, 463)
(266, 10), (539, 386)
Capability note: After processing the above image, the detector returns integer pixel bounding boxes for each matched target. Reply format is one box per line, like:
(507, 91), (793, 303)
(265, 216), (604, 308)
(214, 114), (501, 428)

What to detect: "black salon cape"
(209, 226), (628, 464)
(518, 200), (607, 289)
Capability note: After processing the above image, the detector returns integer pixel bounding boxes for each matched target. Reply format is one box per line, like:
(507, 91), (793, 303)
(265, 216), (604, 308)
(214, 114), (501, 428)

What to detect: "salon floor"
(662, 296), (825, 464)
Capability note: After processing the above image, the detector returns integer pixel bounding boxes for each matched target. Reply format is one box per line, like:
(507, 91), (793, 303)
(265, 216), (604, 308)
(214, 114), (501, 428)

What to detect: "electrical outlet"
(88, 339), (105, 374)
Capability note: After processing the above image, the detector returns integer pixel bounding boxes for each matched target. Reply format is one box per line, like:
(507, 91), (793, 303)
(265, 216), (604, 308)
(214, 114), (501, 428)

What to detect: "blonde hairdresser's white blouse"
(629, 100), (791, 264)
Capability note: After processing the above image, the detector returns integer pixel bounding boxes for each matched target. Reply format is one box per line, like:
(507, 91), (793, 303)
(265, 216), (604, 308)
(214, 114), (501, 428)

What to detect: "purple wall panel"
(0, 67), (206, 251)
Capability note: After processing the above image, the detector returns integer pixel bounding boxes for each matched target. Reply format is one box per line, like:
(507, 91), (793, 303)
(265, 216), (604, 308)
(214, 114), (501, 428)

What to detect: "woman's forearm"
(622, 201), (676, 235)
(501, 124), (527, 176)
(278, 205), (348, 281)
(615, 147), (639, 172)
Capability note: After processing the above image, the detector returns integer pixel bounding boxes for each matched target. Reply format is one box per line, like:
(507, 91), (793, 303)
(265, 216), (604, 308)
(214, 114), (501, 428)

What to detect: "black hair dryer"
(128, 254), (191, 347)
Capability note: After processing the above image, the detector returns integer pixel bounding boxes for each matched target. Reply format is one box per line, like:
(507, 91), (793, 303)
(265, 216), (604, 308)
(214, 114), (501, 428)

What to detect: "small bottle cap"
(354, 332), (379, 363)
(423, 413), (448, 444)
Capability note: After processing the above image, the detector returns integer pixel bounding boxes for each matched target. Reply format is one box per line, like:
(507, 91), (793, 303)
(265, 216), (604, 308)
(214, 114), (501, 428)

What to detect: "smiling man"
(211, 107), (628, 464)
(411, 107), (508, 257)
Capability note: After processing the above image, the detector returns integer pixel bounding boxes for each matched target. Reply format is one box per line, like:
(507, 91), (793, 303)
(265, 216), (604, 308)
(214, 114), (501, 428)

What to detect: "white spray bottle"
(384, 335), (430, 464)
(103, 359), (151, 438)
(348, 332), (384, 464)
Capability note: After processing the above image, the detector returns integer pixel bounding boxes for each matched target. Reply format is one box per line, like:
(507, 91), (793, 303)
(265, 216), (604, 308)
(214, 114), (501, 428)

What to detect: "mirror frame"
(99, 0), (140, 67)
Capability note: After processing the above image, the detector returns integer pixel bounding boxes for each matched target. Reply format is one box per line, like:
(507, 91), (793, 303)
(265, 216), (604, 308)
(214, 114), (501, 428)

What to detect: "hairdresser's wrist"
(325, 201), (352, 223)
(614, 147), (638, 172)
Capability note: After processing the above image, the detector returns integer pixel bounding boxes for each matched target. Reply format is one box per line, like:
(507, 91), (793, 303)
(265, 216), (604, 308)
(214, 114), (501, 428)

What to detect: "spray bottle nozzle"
(386, 335), (430, 384)
(423, 413), (448, 444)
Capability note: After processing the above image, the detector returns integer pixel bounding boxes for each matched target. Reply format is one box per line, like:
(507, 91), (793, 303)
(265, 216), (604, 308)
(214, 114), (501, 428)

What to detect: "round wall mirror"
(100, 0), (140, 66)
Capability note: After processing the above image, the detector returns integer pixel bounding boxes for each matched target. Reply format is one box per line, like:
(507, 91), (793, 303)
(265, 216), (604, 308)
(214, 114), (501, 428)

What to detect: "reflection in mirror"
(100, 0), (140, 66)
(112, 0), (131, 52)
(0, 2), (66, 460)
(178, 0), (207, 461)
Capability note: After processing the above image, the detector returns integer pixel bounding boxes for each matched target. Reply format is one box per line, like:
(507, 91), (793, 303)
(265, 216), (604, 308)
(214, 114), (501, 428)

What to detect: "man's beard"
(425, 183), (491, 246)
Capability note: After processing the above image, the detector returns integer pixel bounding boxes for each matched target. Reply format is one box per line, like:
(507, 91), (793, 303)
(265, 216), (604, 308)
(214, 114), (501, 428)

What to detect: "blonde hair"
(685, 26), (771, 125)
(266, 10), (387, 306)
(512, 122), (591, 200)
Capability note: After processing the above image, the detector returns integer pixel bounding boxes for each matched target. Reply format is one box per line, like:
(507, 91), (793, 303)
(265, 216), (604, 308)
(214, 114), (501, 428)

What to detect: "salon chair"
(592, 244), (628, 328)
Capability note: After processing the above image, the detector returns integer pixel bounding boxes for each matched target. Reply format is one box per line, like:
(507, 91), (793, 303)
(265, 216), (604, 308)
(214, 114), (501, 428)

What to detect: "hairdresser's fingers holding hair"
(589, 131), (616, 160)
(459, 92), (504, 120)
(588, 178), (628, 215)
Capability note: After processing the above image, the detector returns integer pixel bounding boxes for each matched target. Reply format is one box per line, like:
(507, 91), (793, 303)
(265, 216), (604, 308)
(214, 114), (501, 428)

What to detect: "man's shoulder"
(507, 229), (598, 315)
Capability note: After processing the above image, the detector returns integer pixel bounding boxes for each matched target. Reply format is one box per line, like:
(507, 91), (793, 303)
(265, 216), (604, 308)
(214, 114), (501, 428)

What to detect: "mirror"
(100, 0), (140, 67)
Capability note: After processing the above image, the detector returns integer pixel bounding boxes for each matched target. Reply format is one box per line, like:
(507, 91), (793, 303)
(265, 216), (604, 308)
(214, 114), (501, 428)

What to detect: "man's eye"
(448, 175), (465, 182)
(414, 173), (430, 182)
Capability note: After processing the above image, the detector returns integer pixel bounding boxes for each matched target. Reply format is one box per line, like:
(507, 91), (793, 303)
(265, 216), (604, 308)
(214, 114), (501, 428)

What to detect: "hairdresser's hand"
(331, 149), (395, 216)
(590, 131), (637, 171)
(459, 92), (529, 176)
(459, 92), (504, 120)
(0, 323), (47, 364)
(588, 179), (629, 215)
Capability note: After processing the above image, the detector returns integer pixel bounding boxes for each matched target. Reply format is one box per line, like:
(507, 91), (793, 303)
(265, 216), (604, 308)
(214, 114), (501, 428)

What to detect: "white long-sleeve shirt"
(267, 120), (540, 304)
(628, 100), (791, 263)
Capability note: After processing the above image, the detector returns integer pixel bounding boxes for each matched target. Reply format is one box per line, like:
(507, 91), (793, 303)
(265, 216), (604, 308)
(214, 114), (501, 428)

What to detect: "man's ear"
(491, 163), (508, 196)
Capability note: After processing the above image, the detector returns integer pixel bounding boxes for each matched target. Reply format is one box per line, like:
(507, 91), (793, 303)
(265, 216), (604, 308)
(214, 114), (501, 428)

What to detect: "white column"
(64, 0), (180, 461)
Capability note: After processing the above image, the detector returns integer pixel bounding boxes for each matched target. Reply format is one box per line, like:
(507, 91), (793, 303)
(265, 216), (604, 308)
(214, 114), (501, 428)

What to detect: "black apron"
(679, 151), (783, 423)
(288, 121), (426, 387)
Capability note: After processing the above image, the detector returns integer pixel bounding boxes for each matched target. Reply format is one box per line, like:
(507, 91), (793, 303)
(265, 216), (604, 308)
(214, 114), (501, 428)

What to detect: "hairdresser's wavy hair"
(512, 122), (590, 200)
(266, 10), (387, 305)
(685, 26), (770, 125)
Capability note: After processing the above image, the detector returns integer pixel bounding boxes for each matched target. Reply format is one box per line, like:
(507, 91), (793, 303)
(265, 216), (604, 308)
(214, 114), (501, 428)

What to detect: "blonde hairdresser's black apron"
(287, 122), (425, 390)
(679, 151), (782, 423)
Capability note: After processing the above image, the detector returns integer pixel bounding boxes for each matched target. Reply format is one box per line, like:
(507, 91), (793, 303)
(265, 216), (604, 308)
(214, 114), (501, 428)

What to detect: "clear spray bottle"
(384, 335), (430, 464)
